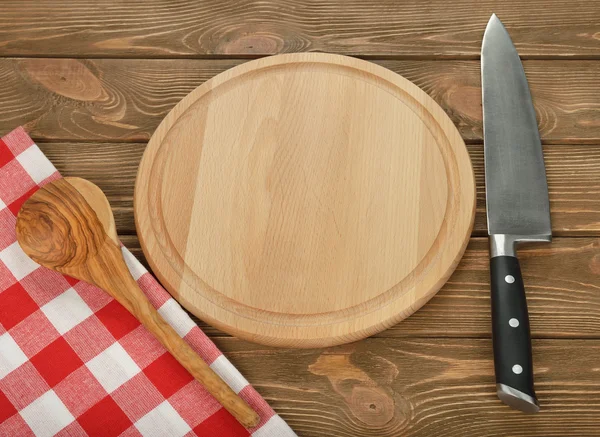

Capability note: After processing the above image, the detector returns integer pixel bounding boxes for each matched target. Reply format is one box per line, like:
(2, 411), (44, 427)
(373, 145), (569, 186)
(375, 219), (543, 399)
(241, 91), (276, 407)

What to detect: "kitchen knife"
(481, 14), (551, 413)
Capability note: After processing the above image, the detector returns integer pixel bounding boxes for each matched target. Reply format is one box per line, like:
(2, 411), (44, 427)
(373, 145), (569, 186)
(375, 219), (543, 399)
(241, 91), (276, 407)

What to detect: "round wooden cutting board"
(135, 53), (475, 348)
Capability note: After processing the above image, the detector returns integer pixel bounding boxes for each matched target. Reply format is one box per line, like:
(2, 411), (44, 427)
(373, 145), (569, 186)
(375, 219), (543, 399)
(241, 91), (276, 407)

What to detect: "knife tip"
(483, 13), (508, 51)
(487, 13), (501, 28)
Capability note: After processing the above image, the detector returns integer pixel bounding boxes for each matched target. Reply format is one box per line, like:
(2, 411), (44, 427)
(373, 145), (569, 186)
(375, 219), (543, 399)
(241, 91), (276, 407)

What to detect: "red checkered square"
(63, 315), (116, 363)
(137, 273), (170, 309)
(0, 159), (36, 205)
(54, 365), (107, 418)
(96, 300), (140, 340)
(55, 420), (86, 437)
(0, 282), (38, 330)
(143, 352), (194, 399)
(111, 372), (164, 422)
(0, 139), (14, 168)
(77, 395), (132, 437)
(120, 325), (165, 369)
(2, 127), (34, 156)
(194, 408), (250, 437)
(73, 280), (112, 312)
(0, 261), (17, 292)
(0, 413), (35, 437)
(8, 186), (38, 216)
(0, 362), (50, 410)
(20, 268), (72, 307)
(30, 337), (84, 387)
(64, 275), (79, 287)
(184, 326), (222, 365)
(0, 390), (16, 423)
(9, 310), (60, 357)
(0, 208), (16, 251)
(168, 380), (221, 429)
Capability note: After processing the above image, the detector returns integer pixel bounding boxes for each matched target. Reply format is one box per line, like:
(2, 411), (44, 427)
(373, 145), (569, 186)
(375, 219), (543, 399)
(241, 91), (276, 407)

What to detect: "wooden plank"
(0, 1), (598, 58)
(210, 337), (600, 436)
(39, 142), (600, 237)
(1, 58), (599, 143)
(119, 235), (600, 339)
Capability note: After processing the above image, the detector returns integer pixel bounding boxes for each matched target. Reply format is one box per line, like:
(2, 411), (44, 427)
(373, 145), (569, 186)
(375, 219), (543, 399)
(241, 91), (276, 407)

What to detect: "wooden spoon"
(15, 177), (260, 429)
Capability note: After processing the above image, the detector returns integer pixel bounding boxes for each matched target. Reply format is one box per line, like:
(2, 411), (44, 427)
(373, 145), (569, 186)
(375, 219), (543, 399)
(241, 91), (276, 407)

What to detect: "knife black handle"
(490, 255), (539, 413)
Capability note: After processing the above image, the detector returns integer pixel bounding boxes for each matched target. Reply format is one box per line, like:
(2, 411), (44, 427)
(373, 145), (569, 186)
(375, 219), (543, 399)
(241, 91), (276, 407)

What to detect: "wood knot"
(445, 84), (482, 122)
(219, 32), (284, 55)
(589, 253), (600, 275)
(348, 385), (395, 426)
(21, 59), (106, 101)
(309, 349), (400, 427)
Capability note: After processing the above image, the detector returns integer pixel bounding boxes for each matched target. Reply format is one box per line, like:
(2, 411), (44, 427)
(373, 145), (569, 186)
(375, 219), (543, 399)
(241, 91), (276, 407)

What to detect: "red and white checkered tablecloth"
(0, 127), (296, 437)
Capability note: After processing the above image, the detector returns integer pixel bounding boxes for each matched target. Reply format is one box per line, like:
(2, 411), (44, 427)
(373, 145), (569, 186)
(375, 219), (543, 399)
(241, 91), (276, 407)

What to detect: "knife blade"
(482, 14), (552, 414)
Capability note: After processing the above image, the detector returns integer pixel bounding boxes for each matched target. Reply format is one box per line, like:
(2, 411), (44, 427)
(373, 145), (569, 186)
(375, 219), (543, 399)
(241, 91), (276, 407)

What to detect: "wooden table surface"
(1, 2), (599, 435)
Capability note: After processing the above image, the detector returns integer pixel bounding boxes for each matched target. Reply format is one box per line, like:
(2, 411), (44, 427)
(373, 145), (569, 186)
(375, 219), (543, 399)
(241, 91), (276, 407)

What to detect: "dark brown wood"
(39, 142), (600, 237)
(1, 59), (599, 143)
(15, 178), (260, 429)
(209, 337), (600, 436)
(118, 235), (600, 340)
(0, 1), (598, 58)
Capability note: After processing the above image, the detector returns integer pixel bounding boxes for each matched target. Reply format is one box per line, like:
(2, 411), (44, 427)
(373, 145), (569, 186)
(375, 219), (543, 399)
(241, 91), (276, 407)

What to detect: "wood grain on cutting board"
(135, 53), (476, 347)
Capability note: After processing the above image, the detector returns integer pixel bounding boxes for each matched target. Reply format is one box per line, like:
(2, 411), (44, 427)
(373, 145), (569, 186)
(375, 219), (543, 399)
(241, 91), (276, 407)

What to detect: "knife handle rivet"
(512, 364), (523, 374)
(504, 275), (515, 284)
(509, 318), (519, 328)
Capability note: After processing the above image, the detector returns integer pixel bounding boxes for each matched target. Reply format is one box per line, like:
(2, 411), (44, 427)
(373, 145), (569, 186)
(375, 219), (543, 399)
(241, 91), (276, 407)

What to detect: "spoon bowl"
(16, 178), (111, 277)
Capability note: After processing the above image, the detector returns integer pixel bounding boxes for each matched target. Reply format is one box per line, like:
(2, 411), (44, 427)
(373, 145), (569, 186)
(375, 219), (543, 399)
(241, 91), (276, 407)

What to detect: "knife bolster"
(489, 233), (552, 258)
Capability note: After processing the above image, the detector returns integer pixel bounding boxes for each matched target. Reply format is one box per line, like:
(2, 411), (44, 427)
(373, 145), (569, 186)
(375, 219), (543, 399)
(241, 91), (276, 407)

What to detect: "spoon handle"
(94, 243), (260, 429)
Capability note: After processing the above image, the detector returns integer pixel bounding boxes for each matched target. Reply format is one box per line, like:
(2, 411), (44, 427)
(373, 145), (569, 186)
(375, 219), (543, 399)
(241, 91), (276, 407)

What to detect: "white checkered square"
(158, 299), (196, 338)
(16, 145), (57, 184)
(19, 390), (75, 437)
(0, 333), (28, 378)
(86, 343), (141, 393)
(122, 248), (146, 281)
(253, 415), (296, 437)
(0, 197), (5, 210)
(0, 242), (40, 280)
(209, 355), (249, 394)
(41, 288), (93, 335)
(134, 401), (191, 437)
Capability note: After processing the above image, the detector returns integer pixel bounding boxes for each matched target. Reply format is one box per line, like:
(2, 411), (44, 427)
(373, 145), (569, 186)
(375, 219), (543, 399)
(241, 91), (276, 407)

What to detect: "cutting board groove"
(135, 53), (475, 347)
